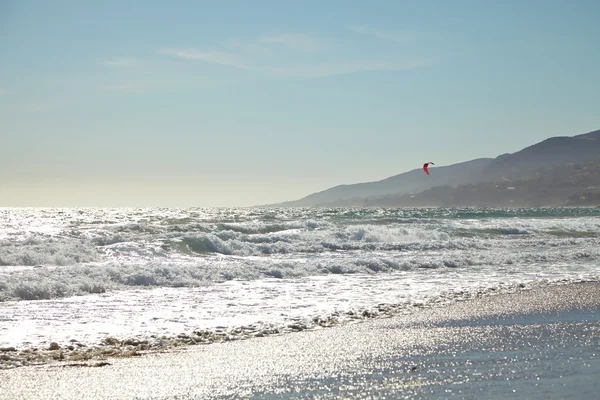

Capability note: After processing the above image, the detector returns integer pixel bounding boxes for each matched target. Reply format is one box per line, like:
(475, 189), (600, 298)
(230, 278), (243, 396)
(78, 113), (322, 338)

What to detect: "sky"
(1, 0), (599, 207)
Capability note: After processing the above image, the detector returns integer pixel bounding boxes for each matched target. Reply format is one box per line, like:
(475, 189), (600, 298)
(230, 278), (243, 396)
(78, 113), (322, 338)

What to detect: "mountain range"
(270, 129), (600, 207)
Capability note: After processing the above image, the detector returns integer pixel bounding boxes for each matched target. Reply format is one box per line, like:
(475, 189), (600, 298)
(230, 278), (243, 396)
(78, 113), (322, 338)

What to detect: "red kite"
(423, 162), (435, 175)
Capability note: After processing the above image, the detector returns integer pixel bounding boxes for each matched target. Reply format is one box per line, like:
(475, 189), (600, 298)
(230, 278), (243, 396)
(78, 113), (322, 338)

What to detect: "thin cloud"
(159, 33), (432, 78)
(349, 25), (411, 43)
(223, 38), (243, 48)
(102, 83), (139, 92)
(102, 79), (221, 92)
(159, 48), (430, 77)
(103, 57), (138, 67)
(260, 34), (323, 52)
(266, 58), (433, 78)
(0, 89), (12, 95)
(158, 48), (247, 69)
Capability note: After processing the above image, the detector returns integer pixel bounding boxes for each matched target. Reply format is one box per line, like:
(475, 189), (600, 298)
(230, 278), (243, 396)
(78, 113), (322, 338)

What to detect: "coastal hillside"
(480, 129), (600, 181)
(274, 158), (493, 207)
(342, 157), (600, 208)
(271, 129), (600, 207)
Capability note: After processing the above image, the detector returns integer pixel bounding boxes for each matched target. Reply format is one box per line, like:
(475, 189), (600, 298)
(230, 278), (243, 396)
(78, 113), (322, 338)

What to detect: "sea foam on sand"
(1, 282), (598, 400)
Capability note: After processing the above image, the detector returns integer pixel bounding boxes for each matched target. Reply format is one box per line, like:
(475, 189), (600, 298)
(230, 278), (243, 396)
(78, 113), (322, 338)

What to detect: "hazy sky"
(1, 0), (599, 207)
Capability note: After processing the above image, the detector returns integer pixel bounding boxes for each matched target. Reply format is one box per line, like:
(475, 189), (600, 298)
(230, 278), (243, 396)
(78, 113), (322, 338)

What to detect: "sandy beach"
(1, 281), (598, 399)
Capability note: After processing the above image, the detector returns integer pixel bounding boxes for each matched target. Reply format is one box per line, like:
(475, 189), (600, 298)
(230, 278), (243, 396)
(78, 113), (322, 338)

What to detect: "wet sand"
(1, 282), (599, 399)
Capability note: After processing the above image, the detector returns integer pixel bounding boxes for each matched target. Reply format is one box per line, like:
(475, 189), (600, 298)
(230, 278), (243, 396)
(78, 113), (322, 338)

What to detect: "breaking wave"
(1, 207), (599, 301)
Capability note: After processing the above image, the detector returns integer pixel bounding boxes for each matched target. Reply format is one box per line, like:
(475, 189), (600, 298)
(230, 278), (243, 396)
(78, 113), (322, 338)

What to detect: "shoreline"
(1, 281), (599, 399)
(0, 279), (587, 370)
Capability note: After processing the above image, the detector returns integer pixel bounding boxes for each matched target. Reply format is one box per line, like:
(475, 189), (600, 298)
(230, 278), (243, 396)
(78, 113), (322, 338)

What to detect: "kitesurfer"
(423, 162), (434, 175)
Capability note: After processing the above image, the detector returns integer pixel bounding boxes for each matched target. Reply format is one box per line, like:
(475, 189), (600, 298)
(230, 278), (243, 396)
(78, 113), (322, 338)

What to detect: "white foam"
(1, 266), (597, 349)
(1, 207), (599, 349)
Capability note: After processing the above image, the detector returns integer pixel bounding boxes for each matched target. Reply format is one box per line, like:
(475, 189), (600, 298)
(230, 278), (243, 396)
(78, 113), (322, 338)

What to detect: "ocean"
(1, 207), (599, 353)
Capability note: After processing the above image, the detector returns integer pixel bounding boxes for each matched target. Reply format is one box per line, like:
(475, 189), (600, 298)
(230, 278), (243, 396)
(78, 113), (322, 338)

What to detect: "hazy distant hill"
(481, 129), (600, 181)
(274, 158), (493, 207)
(362, 157), (600, 208)
(270, 129), (600, 207)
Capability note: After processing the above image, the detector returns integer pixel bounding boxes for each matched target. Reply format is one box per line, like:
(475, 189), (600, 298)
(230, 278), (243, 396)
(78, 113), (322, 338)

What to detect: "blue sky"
(1, 0), (599, 206)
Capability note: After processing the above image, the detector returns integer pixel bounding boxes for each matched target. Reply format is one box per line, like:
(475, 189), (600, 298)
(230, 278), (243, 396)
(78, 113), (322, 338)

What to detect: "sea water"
(1, 207), (599, 349)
